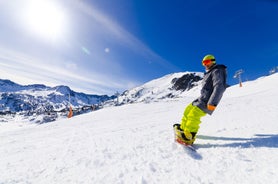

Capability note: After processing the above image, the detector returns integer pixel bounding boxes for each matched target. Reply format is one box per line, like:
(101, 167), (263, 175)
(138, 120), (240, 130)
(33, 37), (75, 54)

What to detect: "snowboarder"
(174, 54), (227, 145)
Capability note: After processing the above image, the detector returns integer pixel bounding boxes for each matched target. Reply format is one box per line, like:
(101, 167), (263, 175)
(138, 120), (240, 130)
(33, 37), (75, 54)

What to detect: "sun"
(23, 0), (67, 41)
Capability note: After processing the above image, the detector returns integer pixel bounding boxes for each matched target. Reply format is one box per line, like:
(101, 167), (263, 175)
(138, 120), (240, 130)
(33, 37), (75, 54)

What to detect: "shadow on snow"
(195, 134), (278, 149)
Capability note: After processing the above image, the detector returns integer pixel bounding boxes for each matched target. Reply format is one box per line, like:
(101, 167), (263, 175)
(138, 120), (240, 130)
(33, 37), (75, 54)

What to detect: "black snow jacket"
(192, 64), (227, 115)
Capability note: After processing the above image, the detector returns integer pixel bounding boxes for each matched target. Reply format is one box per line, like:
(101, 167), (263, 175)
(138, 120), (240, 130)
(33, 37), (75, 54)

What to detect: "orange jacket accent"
(207, 104), (216, 111)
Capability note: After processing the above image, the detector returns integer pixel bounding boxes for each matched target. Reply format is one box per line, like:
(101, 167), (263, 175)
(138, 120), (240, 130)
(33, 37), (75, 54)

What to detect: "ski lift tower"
(234, 69), (244, 87)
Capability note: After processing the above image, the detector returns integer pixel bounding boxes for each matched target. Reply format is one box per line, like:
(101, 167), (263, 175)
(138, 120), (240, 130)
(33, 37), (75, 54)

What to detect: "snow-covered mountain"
(0, 72), (203, 123)
(0, 79), (114, 123)
(105, 72), (203, 106)
(0, 73), (277, 184)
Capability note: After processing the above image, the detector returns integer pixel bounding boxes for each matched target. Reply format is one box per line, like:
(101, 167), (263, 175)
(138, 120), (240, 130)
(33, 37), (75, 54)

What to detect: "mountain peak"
(172, 72), (203, 91)
(0, 79), (22, 92)
(104, 72), (203, 106)
(53, 85), (72, 94)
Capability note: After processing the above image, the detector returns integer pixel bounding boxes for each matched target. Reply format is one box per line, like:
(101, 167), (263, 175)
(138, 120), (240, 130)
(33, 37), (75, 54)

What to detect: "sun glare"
(23, 0), (67, 42)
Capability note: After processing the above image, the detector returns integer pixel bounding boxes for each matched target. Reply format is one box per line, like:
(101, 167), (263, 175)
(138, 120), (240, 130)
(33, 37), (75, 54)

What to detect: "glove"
(207, 104), (216, 111)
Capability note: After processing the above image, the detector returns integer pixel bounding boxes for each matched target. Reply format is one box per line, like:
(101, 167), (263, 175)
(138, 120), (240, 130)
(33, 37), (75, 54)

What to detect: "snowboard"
(175, 137), (196, 152)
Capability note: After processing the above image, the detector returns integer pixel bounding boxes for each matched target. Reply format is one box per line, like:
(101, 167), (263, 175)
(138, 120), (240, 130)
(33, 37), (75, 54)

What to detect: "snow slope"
(0, 73), (278, 184)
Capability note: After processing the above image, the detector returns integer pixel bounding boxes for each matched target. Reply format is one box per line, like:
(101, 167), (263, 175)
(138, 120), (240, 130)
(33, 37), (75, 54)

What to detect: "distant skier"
(174, 54), (227, 145)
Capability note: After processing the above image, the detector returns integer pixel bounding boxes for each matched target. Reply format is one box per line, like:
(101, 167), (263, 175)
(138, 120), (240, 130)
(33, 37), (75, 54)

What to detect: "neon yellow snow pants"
(180, 103), (206, 133)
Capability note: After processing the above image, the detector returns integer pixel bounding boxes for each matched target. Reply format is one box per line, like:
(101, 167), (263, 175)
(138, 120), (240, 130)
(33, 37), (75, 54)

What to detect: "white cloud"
(0, 47), (138, 94)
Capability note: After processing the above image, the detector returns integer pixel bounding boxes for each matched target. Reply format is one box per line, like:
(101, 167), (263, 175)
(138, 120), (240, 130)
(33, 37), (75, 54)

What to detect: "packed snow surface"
(0, 73), (278, 184)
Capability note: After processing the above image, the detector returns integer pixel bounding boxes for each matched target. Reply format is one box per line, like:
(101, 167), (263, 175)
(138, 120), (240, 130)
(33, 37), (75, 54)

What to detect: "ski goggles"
(202, 59), (215, 66)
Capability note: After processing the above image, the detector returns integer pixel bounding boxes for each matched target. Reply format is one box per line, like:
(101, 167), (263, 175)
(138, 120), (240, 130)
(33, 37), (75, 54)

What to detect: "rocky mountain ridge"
(0, 79), (114, 123)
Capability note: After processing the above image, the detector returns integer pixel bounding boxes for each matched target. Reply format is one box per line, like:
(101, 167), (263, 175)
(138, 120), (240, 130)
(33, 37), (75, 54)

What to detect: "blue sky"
(0, 0), (277, 95)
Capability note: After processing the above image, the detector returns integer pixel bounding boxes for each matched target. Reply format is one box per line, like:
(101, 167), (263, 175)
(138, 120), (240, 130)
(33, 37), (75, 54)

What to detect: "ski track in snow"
(0, 74), (278, 184)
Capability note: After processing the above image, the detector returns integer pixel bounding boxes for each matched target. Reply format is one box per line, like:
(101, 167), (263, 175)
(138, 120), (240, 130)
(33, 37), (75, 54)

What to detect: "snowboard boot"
(173, 124), (197, 145)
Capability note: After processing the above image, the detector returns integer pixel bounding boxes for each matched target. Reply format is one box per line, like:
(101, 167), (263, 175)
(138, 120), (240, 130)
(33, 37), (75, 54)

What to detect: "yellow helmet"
(202, 54), (216, 66)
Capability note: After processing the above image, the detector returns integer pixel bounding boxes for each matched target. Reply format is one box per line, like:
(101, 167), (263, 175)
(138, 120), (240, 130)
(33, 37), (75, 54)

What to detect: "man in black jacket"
(174, 54), (227, 145)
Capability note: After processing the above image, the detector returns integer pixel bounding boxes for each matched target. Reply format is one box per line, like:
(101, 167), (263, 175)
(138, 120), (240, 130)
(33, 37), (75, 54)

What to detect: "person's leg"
(181, 105), (206, 133)
(176, 104), (206, 144)
(180, 103), (194, 127)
